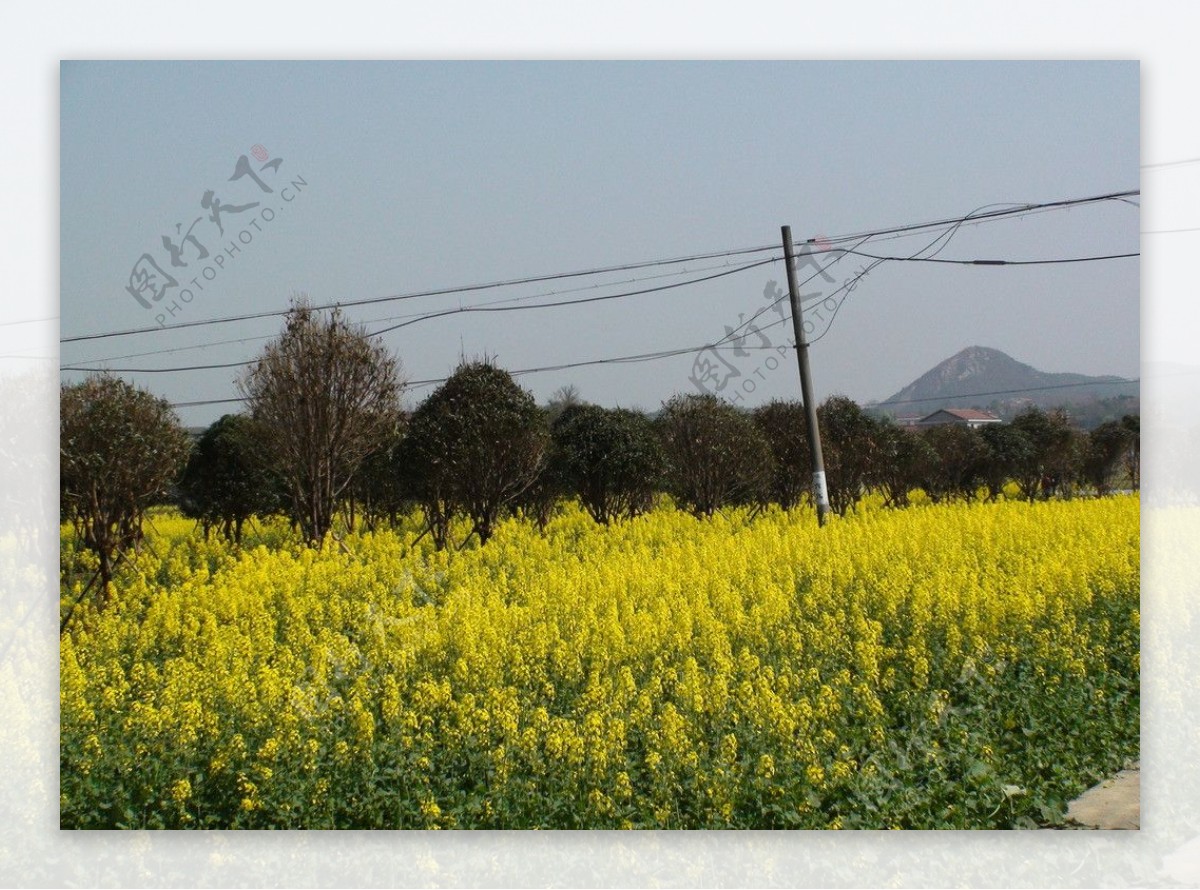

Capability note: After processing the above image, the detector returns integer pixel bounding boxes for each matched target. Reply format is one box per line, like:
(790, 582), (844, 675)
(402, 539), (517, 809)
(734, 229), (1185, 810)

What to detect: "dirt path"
(1062, 761), (1140, 829)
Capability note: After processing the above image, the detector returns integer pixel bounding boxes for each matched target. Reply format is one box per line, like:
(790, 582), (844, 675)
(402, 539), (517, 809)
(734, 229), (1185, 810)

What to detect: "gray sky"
(60, 61), (1139, 425)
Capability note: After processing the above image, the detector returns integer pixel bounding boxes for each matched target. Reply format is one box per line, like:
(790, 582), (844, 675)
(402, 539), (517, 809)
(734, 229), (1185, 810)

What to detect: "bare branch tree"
(238, 300), (404, 543)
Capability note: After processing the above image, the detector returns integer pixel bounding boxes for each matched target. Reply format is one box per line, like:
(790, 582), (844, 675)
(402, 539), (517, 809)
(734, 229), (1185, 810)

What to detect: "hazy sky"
(60, 61), (1139, 425)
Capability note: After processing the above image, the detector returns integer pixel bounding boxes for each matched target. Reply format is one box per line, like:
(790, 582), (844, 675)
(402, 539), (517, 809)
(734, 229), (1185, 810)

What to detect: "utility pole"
(781, 225), (830, 526)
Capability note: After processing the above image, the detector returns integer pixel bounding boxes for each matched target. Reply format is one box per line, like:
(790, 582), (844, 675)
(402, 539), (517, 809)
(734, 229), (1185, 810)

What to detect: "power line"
(76, 188), (1141, 407)
(166, 346), (705, 408)
(801, 199), (1010, 347)
(804, 191), (1137, 349)
(60, 243), (782, 344)
(706, 235), (871, 353)
(806, 260), (884, 346)
(167, 340), (763, 408)
(720, 197), (1021, 351)
(81, 243), (1138, 378)
(840, 199), (1129, 251)
(712, 194), (993, 353)
(793, 241), (1141, 351)
(82, 341), (796, 381)
(61, 188), (1138, 346)
(368, 256), (778, 337)
(159, 225), (1141, 412)
(809, 190), (1137, 247)
(71, 332), (281, 367)
(171, 396), (246, 409)
(63, 258), (779, 375)
(64, 360), (250, 374)
(834, 250), (1139, 266)
(68, 258), (758, 366)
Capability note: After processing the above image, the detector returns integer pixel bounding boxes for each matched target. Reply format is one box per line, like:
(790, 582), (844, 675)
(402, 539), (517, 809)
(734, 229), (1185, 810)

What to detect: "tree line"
(61, 305), (1139, 607)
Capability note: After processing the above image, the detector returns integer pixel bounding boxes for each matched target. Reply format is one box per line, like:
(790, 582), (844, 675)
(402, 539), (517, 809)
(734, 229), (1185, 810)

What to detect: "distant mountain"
(875, 346), (1138, 418)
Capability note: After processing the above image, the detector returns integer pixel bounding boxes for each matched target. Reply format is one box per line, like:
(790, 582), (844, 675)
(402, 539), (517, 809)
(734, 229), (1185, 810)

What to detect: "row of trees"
(61, 305), (1140, 607)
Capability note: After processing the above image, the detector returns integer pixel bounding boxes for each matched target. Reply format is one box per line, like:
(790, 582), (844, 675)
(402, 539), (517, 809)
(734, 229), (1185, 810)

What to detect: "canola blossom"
(60, 496), (1139, 829)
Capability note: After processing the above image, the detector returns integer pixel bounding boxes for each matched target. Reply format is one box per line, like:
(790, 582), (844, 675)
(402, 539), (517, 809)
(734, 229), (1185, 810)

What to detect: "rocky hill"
(874, 346), (1137, 419)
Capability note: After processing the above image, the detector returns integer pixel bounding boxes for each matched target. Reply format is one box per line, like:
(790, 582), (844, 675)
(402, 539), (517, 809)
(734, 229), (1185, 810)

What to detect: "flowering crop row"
(60, 497), (1139, 828)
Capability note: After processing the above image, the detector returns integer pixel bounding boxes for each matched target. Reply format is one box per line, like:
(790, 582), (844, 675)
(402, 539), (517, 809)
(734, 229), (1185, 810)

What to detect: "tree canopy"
(817, 396), (880, 515)
(238, 302), (404, 543)
(657, 394), (773, 518)
(177, 413), (283, 542)
(60, 375), (191, 608)
(552, 403), (664, 524)
(400, 361), (548, 547)
(752, 400), (812, 510)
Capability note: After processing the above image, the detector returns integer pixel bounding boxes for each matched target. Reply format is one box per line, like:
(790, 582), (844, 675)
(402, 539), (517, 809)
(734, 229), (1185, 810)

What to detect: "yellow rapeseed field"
(59, 495), (1139, 829)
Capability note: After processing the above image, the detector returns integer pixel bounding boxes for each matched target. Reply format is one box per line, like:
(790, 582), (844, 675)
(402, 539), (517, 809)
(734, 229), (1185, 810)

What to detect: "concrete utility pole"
(781, 225), (830, 527)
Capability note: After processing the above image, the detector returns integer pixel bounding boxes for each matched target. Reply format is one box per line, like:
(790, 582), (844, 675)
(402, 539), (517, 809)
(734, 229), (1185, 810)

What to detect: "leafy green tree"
(511, 385), (591, 530)
(922, 423), (989, 502)
(393, 427), (454, 550)
(510, 406), (568, 531)
(552, 403), (664, 524)
(60, 375), (191, 609)
(177, 413), (283, 542)
(656, 394), (773, 518)
(400, 361), (548, 547)
(978, 423), (1034, 501)
(1058, 428), (1092, 499)
(238, 303), (404, 543)
(1010, 407), (1077, 500)
(1080, 420), (1134, 496)
(752, 400), (811, 509)
(874, 421), (936, 508)
(817, 396), (880, 515)
(345, 419), (408, 531)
